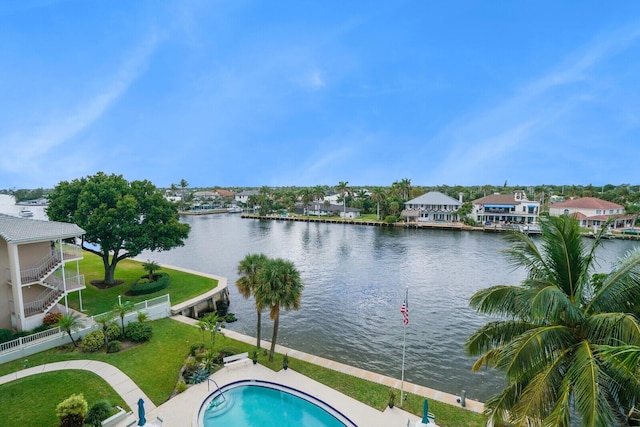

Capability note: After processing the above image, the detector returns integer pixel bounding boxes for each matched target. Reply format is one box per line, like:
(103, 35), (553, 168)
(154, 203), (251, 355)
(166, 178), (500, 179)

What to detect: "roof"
(405, 191), (461, 206)
(236, 190), (259, 196)
(0, 214), (85, 244)
(473, 193), (518, 205)
(308, 202), (360, 212)
(550, 197), (623, 210)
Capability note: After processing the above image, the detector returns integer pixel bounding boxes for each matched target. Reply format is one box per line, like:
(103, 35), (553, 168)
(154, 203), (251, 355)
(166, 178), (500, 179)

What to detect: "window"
(563, 209), (569, 215)
(596, 210), (601, 214)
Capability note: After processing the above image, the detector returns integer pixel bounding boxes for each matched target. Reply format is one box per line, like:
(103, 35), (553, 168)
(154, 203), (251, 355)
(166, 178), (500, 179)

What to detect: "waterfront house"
(0, 214), (85, 331)
(548, 197), (635, 229)
(235, 190), (259, 204)
(302, 202), (361, 219)
(472, 190), (540, 225)
(403, 191), (462, 222)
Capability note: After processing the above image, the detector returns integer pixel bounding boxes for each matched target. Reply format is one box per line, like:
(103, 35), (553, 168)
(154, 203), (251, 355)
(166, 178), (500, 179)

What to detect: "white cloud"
(308, 70), (325, 89)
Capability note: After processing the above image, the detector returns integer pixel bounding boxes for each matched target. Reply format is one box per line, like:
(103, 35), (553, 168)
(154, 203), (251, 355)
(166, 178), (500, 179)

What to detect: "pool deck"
(133, 315), (482, 426)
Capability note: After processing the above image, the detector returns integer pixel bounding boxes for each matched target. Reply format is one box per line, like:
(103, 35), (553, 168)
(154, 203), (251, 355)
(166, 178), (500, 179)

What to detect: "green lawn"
(0, 370), (127, 426)
(65, 252), (219, 315)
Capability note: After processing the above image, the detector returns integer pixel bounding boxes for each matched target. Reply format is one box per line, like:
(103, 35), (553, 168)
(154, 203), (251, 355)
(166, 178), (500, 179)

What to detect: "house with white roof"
(235, 190), (259, 204)
(0, 214), (85, 331)
(472, 190), (540, 225)
(403, 191), (462, 222)
(549, 197), (635, 229)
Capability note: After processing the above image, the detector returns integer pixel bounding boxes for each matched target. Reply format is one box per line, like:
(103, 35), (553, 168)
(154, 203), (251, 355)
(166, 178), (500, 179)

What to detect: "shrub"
(32, 324), (50, 333)
(56, 393), (88, 427)
(106, 323), (121, 341)
(84, 400), (111, 427)
(125, 322), (152, 342)
(224, 313), (237, 323)
(189, 367), (210, 384)
(0, 329), (13, 343)
(107, 340), (121, 353)
(183, 356), (198, 376)
(218, 346), (241, 358)
(82, 330), (104, 352)
(190, 342), (206, 356)
(43, 312), (63, 326)
(129, 272), (171, 296)
(385, 215), (398, 223)
(175, 380), (187, 394)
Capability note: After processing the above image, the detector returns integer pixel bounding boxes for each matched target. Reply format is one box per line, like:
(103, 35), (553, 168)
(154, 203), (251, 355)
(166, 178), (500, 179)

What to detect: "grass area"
(0, 318), (201, 405)
(65, 252), (219, 315)
(0, 370), (127, 426)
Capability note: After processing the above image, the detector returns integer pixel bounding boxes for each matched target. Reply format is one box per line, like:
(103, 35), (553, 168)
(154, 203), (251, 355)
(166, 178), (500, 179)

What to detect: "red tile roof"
(550, 197), (622, 210)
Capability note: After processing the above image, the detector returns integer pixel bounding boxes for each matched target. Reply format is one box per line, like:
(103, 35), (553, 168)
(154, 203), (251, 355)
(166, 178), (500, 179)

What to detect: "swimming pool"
(197, 380), (358, 427)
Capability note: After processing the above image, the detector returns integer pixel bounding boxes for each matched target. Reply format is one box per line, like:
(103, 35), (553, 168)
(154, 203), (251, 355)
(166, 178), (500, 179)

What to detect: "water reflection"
(140, 214), (638, 401)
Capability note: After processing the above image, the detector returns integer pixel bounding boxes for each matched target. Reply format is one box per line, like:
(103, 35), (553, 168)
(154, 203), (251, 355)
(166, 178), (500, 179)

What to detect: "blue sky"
(1, 1), (639, 189)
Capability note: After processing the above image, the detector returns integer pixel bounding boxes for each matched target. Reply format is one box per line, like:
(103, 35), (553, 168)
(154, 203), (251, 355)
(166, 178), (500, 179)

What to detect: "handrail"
(207, 378), (226, 402)
(20, 252), (62, 284)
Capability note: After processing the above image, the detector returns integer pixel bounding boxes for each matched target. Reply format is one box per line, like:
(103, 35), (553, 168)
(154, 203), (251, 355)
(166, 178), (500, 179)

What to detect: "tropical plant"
(256, 258), (304, 362)
(94, 312), (115, 349)
(84, 400), (111, 427)
(465, 216), (640, 426)
(201, 313), (222, 348)
(112, 300), (134, 336)
(56, 312), (82, 348)
(142, 260), (161, 280)
(336, 181), (350, 217)
(236, 253), (269, 348)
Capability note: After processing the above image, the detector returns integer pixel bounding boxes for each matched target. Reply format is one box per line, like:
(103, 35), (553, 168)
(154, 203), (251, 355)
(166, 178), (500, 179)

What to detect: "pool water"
(199, 381), (356, 427)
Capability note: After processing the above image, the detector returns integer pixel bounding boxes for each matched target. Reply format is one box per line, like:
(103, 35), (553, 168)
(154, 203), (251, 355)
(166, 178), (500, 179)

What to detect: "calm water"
(1, 195), (634, 401)
(140, 213), (640, 401)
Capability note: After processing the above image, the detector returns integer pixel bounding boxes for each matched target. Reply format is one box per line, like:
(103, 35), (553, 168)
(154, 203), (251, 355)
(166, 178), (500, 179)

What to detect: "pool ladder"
(207, 379), (226, 403)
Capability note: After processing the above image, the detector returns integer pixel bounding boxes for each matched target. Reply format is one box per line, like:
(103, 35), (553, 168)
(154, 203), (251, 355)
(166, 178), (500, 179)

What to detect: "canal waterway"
(140, 213), (639, 402)
(2, 194), (636, 402)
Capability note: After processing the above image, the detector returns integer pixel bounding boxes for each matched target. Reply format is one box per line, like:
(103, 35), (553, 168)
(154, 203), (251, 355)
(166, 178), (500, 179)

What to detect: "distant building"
(548, 197), (635, 229)
(301, 202), (361, 219)
(472, 190), (540, 224)
(235, 190), (259, 204)
(403, 191), (462, 222)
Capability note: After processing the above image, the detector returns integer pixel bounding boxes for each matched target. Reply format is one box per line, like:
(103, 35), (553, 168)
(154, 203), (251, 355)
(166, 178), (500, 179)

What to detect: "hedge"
(129, 272), (171, 296)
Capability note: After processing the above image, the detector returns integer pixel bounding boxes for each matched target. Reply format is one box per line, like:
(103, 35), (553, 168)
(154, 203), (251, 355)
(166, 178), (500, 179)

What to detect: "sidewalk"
(0, 359), (155, 414)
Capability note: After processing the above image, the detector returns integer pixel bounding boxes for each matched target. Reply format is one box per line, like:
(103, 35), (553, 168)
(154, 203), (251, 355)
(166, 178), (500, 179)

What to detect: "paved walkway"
(173, 315), (484, 414)
(0, 360), (155, 414)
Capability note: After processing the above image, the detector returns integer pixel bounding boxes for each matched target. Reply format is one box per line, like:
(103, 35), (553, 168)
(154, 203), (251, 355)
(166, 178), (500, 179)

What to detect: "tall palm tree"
(312, 185), (326, 203)
(399, 178), (412, 200)
(371, 187), (386, 220)
(298, 188), (312, 218)
(256, 258), (304, 362)
(336, 181), (350, 218)
(465, 216), (640, 426)
(236, 253), (269, 348)
(57, 313), (82, 347)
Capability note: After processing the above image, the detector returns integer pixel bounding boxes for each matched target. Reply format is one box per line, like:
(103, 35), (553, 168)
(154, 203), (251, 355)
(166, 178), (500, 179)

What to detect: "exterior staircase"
(15, 248), (85, 318)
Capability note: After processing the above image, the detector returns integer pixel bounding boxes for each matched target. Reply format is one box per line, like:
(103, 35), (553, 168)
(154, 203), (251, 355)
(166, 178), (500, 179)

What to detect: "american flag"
(400, 294), (409, 326)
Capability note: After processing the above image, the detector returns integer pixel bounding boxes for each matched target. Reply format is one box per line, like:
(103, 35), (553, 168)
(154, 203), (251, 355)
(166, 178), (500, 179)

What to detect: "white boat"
(227, 206), (242, 213)
(19, 208), (33, 218)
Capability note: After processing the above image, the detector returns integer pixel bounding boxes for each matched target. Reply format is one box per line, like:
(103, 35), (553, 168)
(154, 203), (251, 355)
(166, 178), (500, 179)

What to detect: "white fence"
(0, 294), (171, 365)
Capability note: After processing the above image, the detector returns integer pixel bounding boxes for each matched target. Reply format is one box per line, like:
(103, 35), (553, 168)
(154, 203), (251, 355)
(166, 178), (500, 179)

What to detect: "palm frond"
(465, 320), (538, 357)
(483, 382), (523, 427)
(568, 340), (615, 427)
(469, 285), (528, 317)
(497, 325), (575, 383)
(584, 313), (640, 347)
(587, 246), (640, 314)
(525, 284), (582, 324)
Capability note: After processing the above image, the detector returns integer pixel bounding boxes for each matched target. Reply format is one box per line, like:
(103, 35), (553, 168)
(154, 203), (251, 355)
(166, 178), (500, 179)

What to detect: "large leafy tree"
(465, 215), (640, 426)
(256, 258), (304, 362)
(47, 172), (190, 286)
(236, 253), (269, 348)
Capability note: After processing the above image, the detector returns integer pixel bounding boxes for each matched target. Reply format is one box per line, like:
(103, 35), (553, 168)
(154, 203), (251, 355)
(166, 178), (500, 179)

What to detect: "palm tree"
(179, 179), (189, 210)
(94, 312), (115, 349)
(236, 253), (269, 348)
(298, 188), (312, 218)
(141, 260), (161, 281)
(399, 178), (412, 200)
(112, 301), (134, 336)
(336, 181), (350, 218)
(57, 313), (82, 347)
(312, 185), (326, 203)
(371, 187), (386, 220)
(465, 216), (640, 426)
(256, 258), (304, 362)
(202, 313), (222, 348)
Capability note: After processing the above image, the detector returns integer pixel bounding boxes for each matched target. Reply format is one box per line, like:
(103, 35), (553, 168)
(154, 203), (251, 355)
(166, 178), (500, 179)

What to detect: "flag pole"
(400, 286), (408, 407)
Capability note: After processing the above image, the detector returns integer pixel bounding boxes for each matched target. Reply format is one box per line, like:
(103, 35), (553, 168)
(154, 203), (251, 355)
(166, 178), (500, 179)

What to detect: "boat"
(227, 206), (243, 213)
(19, 208), (33, 218)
